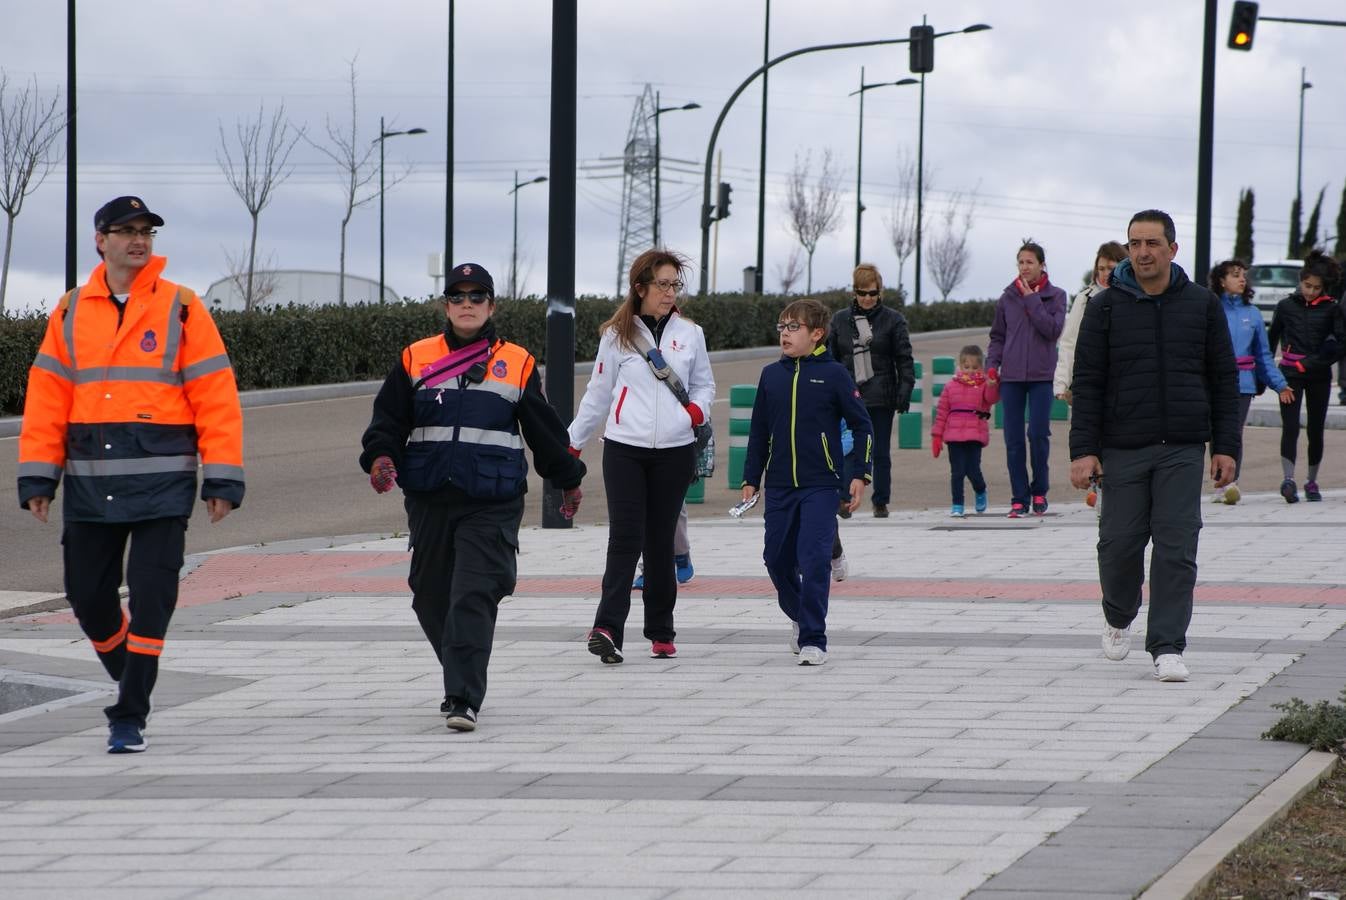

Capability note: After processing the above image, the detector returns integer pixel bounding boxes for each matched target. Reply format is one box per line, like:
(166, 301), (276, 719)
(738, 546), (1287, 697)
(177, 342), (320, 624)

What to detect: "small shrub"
(1263, 688), (1346, 756)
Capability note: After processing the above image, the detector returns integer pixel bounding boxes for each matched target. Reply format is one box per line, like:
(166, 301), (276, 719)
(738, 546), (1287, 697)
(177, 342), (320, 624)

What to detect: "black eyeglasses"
(776, 321), (805, 333)
(105, 227), (157, 239)
(446, 291), (491, 305)
(854, 288), (880, 298)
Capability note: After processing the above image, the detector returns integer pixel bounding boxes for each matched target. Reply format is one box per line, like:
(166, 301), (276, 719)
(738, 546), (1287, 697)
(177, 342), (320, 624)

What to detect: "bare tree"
(784, 149), (843, 293)
(775, 246), (804, 295)
(217, 104), (304, 311)
(0, 70), (65, 313)
(883, 147), (933, 298)
(304, 60), (406, 305)
(221, 246), (280, 309)
(926, 189), (978, 302)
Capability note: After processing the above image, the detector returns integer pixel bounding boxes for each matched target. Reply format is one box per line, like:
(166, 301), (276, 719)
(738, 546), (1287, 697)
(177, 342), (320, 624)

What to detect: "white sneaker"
(798, 646), (827, 666)
(789, 622), (800, 655)
(831, 553), (849, 582)
(1153, 654), (1189, 682)
(1101, 624), (1132, 661)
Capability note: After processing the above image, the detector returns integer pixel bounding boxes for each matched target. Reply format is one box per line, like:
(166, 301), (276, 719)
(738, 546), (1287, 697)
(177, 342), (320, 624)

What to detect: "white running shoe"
(831, 553), (849, 582)
(1153, 654), (1190, 682)
(789, 622), (800, 655)
(798, 646), (827, 666)
(1101, 624), (1132, 661)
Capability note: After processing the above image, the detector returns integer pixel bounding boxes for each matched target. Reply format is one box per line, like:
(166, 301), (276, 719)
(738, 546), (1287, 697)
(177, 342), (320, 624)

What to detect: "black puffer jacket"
(1069, 260), (1240, 460)
(827, 303), (915, 412)
(1267, 293), (1346, 382)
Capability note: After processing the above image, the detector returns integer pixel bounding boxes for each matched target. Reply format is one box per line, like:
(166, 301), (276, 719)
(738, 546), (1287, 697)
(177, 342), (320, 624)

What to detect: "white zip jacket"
(568, 313), (716, 450)
(1053, 282), (1104, 396)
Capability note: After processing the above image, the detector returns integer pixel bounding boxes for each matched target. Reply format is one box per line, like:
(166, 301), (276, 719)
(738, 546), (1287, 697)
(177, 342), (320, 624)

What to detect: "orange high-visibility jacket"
(17, 256), (245, 522)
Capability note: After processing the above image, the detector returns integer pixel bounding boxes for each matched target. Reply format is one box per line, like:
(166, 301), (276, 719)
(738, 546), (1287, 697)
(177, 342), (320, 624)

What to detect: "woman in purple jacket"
(986, 239), (1068, 518)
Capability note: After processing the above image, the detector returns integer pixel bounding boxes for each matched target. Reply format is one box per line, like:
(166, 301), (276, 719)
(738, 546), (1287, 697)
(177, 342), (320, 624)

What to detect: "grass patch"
(1195, 761), (1346, 900)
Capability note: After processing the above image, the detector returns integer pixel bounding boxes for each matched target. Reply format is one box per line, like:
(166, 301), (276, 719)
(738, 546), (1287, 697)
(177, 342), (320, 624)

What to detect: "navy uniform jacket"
(742, 345), (874, 491)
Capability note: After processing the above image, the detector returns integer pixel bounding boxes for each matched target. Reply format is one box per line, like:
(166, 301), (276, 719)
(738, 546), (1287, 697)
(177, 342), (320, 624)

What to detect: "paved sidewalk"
(1, 491), (1345, 898)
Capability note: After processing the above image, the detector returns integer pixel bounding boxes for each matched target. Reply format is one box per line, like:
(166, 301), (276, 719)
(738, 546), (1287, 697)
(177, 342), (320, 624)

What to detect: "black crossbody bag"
(633, 334), (715, 477)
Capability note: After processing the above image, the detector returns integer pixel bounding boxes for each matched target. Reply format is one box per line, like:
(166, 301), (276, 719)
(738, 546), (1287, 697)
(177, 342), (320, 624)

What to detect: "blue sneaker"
(107, 721), (146, 754)
(950, 504), (965, 518)
(674, 554), (694, 584)
(974, 491), (988, 513)
(633, 572), (644, 590)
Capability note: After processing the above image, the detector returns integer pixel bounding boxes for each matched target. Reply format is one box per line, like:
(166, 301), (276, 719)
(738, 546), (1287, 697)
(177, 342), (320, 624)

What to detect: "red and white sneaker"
(1007, 503), (1026, 519)
(650, 641), (677, 659)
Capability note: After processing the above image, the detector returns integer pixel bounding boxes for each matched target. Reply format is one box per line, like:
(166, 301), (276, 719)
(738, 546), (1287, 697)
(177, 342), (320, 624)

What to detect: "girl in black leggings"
(1268, 251), (1346, 502)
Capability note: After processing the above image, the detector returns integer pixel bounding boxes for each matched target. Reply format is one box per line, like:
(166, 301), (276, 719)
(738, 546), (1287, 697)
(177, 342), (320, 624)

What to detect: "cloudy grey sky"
(3, 0), (1345, 313)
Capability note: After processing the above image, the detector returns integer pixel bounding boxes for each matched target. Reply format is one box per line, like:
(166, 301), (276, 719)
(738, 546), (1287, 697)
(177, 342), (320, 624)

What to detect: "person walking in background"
(1268, 250), (1346, 502)
(1054, 241), (1127, 404)
(1210, 259), (1293, 504)
(360, 263), (586, 732)
(1070, 209), (1240, 683)
(932, 345), (1000, 517)
(633, 504), (694, 589)
(826, 263), (914, 519)
(741, 299), (872, 666)
(569, 249), (715, 664)
(987, 240), (1068, 518)
(17, 196), (245, 754)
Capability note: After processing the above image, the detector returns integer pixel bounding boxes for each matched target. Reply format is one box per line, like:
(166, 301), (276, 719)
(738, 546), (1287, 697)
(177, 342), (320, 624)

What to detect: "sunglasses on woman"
(446, 290), (491, 305)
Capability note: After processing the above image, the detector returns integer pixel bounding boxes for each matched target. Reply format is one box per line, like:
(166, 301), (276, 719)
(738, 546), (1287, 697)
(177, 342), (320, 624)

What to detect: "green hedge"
(0, 293), (995, 416)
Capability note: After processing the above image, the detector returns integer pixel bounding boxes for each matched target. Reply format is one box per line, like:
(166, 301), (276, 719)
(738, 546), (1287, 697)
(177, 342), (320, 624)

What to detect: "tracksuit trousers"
(593, 439), (696, 649)
(1097, 444), (1204, 658)
(406, 494), (523, 713)
(764, 486), (837, 651)
(63, 517), (188, 729)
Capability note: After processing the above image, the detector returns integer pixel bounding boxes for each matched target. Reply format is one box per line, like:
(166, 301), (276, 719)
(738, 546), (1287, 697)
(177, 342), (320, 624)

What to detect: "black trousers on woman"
(594, 438), (695, 649)
(1280, 376), (1331, 468)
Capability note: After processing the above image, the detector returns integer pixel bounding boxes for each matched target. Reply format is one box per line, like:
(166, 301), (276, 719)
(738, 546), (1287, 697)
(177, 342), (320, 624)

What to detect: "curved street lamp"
(651, 94), (701, 248)
(376, 118), (427, 301)
(850, 70), (918, 266)
(509, 172), (549, 298)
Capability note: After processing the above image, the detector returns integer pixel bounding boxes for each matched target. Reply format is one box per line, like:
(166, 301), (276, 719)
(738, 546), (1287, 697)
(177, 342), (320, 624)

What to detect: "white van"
(1246, 260), (1302, 325)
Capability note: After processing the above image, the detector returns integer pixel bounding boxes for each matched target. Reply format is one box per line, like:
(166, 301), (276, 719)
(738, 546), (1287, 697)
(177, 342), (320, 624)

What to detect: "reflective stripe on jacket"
(17, 256), (245, 521)
(397, 335), (535, 500)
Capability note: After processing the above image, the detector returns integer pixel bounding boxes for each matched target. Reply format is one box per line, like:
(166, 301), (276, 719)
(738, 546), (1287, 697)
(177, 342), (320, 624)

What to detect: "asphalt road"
(0, 329), (1306, 592)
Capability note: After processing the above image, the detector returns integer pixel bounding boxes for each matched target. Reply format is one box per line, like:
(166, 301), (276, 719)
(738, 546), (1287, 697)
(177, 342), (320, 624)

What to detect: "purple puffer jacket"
(986, 280), (1068, 382)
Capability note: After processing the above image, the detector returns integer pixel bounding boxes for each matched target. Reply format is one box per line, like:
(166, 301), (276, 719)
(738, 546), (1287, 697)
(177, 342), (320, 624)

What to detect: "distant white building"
(202, 270), (404, 311)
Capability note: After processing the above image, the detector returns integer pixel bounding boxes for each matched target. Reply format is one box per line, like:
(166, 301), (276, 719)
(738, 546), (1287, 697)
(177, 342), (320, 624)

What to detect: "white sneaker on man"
(1153, 654), (1189, 682)
(1101, 624), (1132, 661)
(798, 646), (827, 666)
(831, 553), (849, 582)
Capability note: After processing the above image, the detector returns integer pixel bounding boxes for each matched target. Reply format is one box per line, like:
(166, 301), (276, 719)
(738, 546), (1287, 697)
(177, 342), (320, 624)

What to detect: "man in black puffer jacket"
(827, 263), (915, 518)
(1069, 209), (1240, 684)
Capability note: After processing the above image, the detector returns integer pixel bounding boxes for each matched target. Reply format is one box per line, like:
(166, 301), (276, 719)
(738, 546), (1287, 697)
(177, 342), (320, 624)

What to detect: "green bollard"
(1051, 397), (1070, 420)
(685, 477), (705, 504)
(727, 384), (757, 488)
(897, 411), (923, 449)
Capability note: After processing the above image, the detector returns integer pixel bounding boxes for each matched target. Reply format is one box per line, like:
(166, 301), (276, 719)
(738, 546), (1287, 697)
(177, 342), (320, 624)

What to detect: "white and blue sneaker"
(107, 721), (146, 754)
(674, 554), (694, 584)
(950, 504), (965, 518)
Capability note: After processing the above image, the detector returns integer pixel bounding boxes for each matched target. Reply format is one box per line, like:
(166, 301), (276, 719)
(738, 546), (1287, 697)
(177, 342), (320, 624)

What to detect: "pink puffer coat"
(932, 372), (1000, 446)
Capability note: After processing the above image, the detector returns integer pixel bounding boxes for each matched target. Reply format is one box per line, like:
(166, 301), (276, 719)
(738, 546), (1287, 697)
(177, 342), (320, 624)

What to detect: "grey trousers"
(1097, 444), (1204, 658)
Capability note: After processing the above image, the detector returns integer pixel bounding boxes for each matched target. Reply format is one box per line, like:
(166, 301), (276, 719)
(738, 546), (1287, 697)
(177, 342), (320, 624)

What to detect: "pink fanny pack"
(1235, 355), (1255, 371)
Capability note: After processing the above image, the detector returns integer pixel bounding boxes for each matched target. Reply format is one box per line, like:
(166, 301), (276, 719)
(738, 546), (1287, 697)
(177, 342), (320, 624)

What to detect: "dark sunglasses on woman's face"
(854, 288), (881, 298)
(446, 291), (491, 305)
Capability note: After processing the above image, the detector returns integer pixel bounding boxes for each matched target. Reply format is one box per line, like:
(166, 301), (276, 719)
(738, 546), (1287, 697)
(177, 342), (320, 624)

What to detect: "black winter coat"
(1267, 293), (1346, 382)
(827, 303), (916, 412)
(1069, 261), (1241, 460)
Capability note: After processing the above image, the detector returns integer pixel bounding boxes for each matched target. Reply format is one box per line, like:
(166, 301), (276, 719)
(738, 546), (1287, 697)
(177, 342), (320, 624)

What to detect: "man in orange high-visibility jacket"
(17, 195), (244, 754)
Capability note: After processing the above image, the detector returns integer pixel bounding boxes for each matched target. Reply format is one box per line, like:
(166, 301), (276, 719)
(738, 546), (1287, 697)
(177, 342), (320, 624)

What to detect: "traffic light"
(909, 25), (935, 74)
(1227, 1), (1258, 50)
(717, 182), (732, 221)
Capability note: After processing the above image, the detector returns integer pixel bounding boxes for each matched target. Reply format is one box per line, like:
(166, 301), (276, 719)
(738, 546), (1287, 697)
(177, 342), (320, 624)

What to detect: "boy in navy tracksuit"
(741, 299), (874, 665)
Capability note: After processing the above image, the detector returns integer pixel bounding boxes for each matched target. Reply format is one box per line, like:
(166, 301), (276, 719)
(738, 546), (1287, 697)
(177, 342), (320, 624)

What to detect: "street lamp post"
(1296, 67), (1312, 213)
(851, 69), (917, 266)
(700, 24), (991, 296)
(509, 171), (548, 298)
(376, 117), (427, 302)
(651, 92), (701, 248)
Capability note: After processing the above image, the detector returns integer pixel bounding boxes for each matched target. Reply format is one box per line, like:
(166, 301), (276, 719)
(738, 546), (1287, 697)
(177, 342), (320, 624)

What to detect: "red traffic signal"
(1227, 0), (1258, 50)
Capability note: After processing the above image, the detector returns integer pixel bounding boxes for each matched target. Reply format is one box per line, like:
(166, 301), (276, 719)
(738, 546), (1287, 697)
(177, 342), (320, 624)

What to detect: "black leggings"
(1280, 378), (1331, 467)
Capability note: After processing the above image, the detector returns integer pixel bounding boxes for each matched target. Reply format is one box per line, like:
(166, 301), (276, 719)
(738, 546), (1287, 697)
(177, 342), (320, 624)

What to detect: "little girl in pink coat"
(932, 345), (1000, 517)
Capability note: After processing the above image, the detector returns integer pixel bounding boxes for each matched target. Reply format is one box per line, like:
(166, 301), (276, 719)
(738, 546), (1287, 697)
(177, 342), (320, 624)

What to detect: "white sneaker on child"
(798, 646), (827, 666)
(831, 553), (849, 582)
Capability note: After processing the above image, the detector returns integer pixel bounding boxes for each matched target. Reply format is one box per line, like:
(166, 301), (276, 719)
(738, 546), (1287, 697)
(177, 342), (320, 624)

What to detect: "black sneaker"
(1032, 495), (1048, 516)
(1305, 481), (1322, 502)
(107, 721), (146, 754)
(872, 503), (889, 518)
(837, 499), (852, 520)
(440, 698), (451, 718)
(444, 700), (477, 732)
(587, 628), (623, 664)
(1280, 478), (1299, 504)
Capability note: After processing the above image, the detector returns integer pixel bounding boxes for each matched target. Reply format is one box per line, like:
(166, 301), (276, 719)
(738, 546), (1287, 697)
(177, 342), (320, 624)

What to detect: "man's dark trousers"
(406, 494), (523, 712)
(63, 517), (187, 729)
(764, 486), (836, 651)
(1097, 444), (1204, 658)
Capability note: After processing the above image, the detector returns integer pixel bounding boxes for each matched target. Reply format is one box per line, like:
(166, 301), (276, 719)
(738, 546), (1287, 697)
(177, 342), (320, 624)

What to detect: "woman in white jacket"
(569, 249), (716, 664)
(1054, 241), (1127, 402)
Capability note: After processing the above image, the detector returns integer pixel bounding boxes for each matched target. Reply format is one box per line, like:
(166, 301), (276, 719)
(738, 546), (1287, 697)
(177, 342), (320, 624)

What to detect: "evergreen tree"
(1302, 187), (1325, 257)
(1334, 181), (1346, 261)
(1288, 193), (1303, 258)
(1233, 188), (1254, 262)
